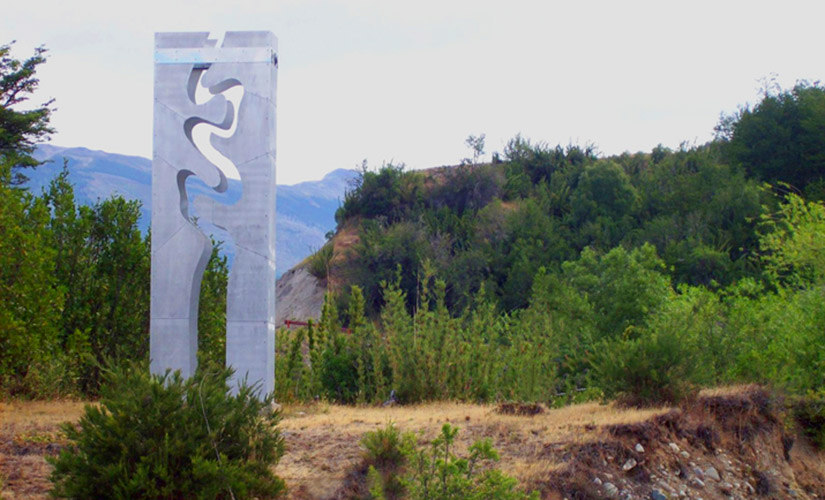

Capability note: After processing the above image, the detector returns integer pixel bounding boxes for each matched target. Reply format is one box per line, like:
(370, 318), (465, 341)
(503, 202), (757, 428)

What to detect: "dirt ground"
(0, 398), (662, 499)
(2, 388), (824, 499)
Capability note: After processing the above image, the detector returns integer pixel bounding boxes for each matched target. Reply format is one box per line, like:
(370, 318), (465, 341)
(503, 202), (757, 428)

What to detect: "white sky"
(3, 0), (824, 184)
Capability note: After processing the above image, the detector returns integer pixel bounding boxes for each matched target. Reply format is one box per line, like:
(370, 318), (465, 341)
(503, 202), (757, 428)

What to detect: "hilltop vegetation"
(288, 79), (825, 410)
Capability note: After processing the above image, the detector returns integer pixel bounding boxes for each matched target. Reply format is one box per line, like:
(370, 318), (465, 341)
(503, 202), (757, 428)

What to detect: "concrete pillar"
(151, 31), (277, 397)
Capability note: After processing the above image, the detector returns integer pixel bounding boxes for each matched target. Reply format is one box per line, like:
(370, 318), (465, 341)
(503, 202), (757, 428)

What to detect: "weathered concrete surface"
(151, 31), (278, 397)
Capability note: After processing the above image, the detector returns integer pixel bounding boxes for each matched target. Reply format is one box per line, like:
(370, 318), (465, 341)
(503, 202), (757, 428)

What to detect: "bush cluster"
(362, 422), (537, 500)
(49, 365), (285, 499)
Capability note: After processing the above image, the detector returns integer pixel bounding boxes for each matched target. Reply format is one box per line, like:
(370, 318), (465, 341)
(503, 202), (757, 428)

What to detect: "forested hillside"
(284, 80), (825, 411)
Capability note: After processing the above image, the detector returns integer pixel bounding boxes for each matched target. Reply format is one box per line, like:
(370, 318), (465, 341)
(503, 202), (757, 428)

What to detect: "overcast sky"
(4, 0), (824, 184)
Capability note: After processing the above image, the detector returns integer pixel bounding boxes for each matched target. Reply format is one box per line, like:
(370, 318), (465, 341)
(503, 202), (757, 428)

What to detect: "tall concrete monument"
(151, 31), (277, 396)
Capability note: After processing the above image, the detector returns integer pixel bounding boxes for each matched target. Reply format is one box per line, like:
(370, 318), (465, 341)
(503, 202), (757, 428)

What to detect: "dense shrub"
(794, 392), (825, 450)
(591, 327), (699, 406)
(49, 365), (285, 499)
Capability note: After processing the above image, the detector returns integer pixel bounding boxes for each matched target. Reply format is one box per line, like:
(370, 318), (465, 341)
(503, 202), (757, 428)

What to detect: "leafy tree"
(0, 42), (54, 185)
(561, 244), (672, 341)
(570, 160), (638, 226)
(463, 133), (486, 165)
(0, 164), (61, 392)
(719, 81), (825, 193)
(758, 193), (825, 287)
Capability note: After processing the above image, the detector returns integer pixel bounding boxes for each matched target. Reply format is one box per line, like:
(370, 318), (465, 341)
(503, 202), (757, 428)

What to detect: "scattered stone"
(623, 458), (638, 471)
(636, 443), (645, 453)
(690, 477), (705, 489)
(650, 490), (667, 500)
(744, 482), (755, 495)
(680, 451), (690, 459)
(668, 442), (680, 453)
(692, 466), (704, 479)
(604, 482), (619, 497)
(704, 466), (721, 482)
(719, 481), (733, 496)
(594, 477), (603, 486)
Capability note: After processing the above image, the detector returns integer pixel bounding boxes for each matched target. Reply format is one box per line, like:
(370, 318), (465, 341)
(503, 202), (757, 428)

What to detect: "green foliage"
(0, 41), (54, 185)
(793, 392), (825, 450)
(571, 160), (638, 225)
(41, 164), (150, 395)
(0, 163), (61, 394)
(401, 423), (538, 500)
(561, 244), (672, 341)
(720, 81), (825, 192)
(758, 193), (825, 286)
(49, 364), (285, 499)
(307, 242), (334, 280)
(463, 133), (486, 165)
(198, 243), (230, 370)
(336, 162), (421, 225)
(362, 422), (406, 468)
(591, 286), (720, 406)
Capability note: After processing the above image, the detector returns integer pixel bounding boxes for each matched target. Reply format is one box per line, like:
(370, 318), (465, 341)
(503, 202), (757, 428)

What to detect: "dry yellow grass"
(277, 401), (670, 498)
(1, 398), (669, 499)
(0, 400), (88, 500)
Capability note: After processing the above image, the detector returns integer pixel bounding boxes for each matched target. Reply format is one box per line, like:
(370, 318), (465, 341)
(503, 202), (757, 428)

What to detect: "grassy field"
(4, 389), (825, 499)
(0, 398), (666, 499)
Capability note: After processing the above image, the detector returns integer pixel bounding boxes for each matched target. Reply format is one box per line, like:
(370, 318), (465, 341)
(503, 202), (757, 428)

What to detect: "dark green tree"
(0, 42), (54, 185)
(719, 81), (825, 194)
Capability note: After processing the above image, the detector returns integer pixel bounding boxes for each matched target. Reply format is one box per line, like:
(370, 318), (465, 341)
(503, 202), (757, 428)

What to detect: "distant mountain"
(29, 145), (356, 277)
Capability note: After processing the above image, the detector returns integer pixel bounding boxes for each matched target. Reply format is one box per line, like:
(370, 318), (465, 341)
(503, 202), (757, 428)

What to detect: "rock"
(689, 477), (705, 489)
(719, 481), (733, 496)
(669, 442), (680, 453)
(636, 443), (645, 453)
(704, 466), (721, 482)
(650, 490), (668, 500)
(623, 458), (638, 471)
(680, 451), (690, 458)
(692, 466), (704, 479)
(744, 482), (755, 495)
(604, 482), (619, 497)
(594, 477), (603, 486)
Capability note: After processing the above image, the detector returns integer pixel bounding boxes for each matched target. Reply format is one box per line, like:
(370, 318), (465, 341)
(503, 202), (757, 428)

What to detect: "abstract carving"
(151, 31), (278, 396)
